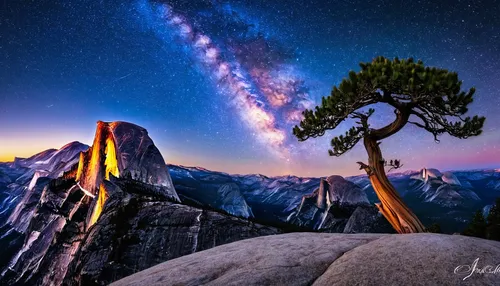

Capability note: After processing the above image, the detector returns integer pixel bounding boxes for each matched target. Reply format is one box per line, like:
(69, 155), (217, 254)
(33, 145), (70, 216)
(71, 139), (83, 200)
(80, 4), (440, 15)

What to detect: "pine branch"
(293, 56), (485, 152)
(328, 126), (365, 156)
(409, 108), (485, 142)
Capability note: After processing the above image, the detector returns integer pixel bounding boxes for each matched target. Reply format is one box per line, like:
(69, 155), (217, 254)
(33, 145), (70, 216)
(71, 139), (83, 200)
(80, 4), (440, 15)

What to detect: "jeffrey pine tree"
(293, 57), (485, 233)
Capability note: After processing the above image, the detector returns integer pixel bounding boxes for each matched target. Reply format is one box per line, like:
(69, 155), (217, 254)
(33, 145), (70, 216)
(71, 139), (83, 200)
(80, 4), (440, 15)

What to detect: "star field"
(0, 0), (499, 176)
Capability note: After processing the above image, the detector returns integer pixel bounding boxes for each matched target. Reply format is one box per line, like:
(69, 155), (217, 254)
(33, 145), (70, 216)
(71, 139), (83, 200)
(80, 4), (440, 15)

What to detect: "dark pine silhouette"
(486, 198), (500, 241)
(463, 210), (487, 238)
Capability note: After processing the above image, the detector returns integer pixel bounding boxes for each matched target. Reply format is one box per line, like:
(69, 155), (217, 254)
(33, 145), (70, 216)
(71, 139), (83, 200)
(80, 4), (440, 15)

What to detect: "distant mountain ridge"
(0, 124), (499, 285)
(2, 146), (499, 234)
(0, 141), (90, 227)
(169, 164), (500, 233)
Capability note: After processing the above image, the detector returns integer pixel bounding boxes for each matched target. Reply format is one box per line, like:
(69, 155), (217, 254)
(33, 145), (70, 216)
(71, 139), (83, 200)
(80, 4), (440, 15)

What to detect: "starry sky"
(1, 0), (499, 177)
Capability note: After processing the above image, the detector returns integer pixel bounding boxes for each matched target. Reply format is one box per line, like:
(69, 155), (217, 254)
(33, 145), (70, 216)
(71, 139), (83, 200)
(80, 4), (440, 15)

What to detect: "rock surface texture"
(112, 233), (500, 286)
(61, 185), (278, 286)
(287, 176), (376, 232)
(0, 141), (89, 226)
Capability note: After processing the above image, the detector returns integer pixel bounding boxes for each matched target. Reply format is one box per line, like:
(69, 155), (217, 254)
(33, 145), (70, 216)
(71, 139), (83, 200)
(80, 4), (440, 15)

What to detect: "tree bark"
(361, 137), (426, 233)
(360, 108), (426, 234)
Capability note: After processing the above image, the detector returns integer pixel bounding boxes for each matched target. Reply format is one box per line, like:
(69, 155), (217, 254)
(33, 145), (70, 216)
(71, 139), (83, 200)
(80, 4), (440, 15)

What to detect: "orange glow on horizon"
(0, 154), (15, 162)
(0, 127), (93, 163)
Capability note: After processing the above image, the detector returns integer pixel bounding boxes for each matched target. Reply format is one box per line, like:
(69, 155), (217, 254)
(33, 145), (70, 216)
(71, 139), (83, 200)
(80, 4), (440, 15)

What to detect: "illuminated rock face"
(0, 121), (184, 285)
(419, 168), (443, 183)
(286, 176), (371, 231)
(77, 121), (179, 202)
(75, 121), (180, 228)
(89, 184), (109, 226)
(2, 121), (279, 286)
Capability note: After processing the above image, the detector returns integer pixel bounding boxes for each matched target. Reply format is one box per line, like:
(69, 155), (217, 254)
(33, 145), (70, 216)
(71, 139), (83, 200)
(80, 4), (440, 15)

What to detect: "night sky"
(1, 0), (499, 177)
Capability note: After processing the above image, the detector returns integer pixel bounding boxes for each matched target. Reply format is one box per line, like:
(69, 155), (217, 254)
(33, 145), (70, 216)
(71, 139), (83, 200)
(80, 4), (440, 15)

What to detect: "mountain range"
(169, 163), (500, 234)
(0, 120), (498, 285)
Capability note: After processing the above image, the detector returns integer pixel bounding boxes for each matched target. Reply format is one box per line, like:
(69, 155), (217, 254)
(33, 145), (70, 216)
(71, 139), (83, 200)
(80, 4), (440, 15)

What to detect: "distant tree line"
(462, 197), (500, 241)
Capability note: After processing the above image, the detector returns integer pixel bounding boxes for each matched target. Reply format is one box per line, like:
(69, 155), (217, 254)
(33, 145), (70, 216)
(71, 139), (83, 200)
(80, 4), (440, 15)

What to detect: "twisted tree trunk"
(358, 108), (426, 233)
(360, 137), (426, 233)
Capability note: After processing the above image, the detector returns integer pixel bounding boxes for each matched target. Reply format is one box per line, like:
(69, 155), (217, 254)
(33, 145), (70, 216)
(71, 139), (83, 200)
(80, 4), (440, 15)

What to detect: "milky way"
(137, 0), (315, 158)
(1, 0), (499, 176)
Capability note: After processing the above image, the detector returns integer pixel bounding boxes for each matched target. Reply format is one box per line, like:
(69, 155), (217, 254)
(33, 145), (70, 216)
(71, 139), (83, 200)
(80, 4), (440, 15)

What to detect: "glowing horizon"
(1, 126), (499, 178)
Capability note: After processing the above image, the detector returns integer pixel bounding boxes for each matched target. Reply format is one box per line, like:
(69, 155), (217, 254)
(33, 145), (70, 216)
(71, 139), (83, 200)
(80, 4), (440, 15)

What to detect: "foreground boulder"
(112, 233), (500, 286)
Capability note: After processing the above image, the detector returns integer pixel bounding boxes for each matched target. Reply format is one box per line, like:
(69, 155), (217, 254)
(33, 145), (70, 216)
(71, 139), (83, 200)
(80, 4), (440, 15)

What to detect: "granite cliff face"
(169, 166), (254, 218)
(169, 164), (500, 234)
(285, 176), (388, 233)
(0, 121), (278, 286)
(0, 141), (89, 228)
(62, 187), (276, 285)
(169, 165), (373, 227)
(170, 166), (383, 233)
(215, 183), (254, 218)
(409, 168), (480, 207)
(286, 178), (335, 230)
(76, 121), (180, 202)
